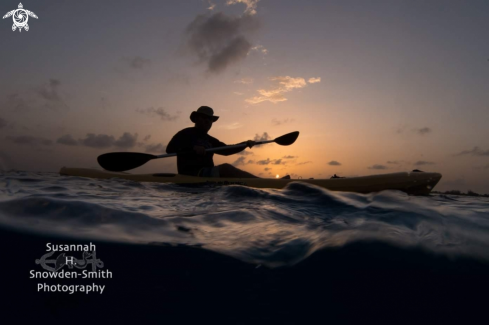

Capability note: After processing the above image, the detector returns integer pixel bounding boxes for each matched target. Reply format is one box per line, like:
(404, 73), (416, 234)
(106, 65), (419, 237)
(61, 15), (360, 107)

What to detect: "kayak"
(59, 167), (442, 195)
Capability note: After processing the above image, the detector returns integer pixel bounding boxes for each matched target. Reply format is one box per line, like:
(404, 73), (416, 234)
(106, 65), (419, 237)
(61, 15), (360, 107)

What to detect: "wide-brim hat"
(190, 106), (219, 123)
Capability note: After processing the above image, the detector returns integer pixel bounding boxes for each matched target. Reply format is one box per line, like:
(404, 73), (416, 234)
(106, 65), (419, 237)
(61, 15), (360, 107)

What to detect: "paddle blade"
(274, 131), (299, 146)
(97, 152), (157, 172)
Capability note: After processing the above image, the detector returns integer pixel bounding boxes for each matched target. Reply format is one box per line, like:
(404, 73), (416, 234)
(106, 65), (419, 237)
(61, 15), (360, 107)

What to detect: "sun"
(276, 175), (279, 178)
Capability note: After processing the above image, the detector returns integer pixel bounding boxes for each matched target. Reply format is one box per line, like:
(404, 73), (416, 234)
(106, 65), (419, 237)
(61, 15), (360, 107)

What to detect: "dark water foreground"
(3, 226), (488, 325)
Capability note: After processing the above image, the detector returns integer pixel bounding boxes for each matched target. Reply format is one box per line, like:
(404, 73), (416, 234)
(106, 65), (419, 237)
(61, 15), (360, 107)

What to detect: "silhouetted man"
(166, 106), (257, 178)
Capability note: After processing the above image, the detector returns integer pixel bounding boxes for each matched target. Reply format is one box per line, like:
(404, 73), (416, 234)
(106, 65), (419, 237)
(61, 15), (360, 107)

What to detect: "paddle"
(97, 131), (300, 172)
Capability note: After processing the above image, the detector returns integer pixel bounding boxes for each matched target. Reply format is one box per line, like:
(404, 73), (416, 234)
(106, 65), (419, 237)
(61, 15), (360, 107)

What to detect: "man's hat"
(190, 106), (219, 123)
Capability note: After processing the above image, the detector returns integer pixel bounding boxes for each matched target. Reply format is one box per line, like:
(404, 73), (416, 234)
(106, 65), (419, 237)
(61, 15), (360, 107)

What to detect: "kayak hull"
(60, 167), (442, 195)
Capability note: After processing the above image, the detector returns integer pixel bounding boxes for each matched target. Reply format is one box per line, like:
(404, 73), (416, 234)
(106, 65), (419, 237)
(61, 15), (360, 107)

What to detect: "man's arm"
(213, 139), (255, 156)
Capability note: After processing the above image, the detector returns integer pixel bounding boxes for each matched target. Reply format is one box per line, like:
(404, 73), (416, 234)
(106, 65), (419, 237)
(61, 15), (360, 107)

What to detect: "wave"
(1, 173), (489, 267)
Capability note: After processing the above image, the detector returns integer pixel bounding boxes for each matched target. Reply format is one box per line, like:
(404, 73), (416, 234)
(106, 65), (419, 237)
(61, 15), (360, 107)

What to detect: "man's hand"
(193, 145), (206, 156)
(246, 140), (255, 149)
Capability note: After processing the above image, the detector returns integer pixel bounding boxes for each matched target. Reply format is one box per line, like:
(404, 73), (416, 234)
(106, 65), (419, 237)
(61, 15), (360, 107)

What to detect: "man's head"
(190, 106), (219, 133)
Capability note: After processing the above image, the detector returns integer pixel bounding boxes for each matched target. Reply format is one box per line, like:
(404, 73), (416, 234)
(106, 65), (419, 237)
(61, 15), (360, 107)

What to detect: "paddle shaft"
(97, 132), (298, 171)
(155, 139), (275, 159)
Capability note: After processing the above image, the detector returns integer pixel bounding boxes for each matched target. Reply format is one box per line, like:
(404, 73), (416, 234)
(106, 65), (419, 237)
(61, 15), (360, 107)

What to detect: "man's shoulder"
(174, 127), (195, 136)
(206, 133), (222, 144)
(206, 133), (219, 141)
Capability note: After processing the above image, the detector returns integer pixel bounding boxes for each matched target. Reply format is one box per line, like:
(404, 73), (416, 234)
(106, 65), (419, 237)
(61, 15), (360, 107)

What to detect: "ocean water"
(2, 171), (489, 324)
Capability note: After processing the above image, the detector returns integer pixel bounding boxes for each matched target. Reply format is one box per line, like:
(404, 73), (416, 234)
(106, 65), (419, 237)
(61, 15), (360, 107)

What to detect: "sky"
(1, 0), (489, 192)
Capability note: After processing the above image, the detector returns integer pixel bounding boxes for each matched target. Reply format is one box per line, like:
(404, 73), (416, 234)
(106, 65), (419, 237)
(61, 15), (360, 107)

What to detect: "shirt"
(166, 127), (246, 176)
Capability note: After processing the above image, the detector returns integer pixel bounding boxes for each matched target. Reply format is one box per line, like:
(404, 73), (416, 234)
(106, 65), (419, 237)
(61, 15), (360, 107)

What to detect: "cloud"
(415, 127), (432, 135)
(396, 125), (406, 134)
(219, 122), (243, 130)
(253, 132), (271, 143)
(455, 147), (489, 157)
(4, 93), (33, 112)
(143, 135), (151, 141)
(328, 160), (341, 166)
(209, 36), (251, 73)
(413, 161), (435, 166)
(78, 132), (138, 149)
(145, 143), (166, 153)
(124, 56), (151, 69)
(246, 76), (313, 104)
(232, 156), (247, 166)
(234, 78), (253, 84)
(137, 107), (180, 121)
(0, 118), (7, 129)
(296, 161), (312, 166)
(79, 134), (116, 148)
(250, 44), (268, 55)
(264, 167), (271, 171)
(226, 0), (261, 15)
(205, 0), (216, 11)
(56, 134), (78, 146)
(250, 157), (286, 165)
(271, 118), (294, 126)
(256, 158), (271, 165)
(37, 79), (69, 110)
(185, 12), (259, 74)
(397, 125), (432, 136)
(387, 161), (399, 164)
(114, 132), (138, 148)
(38, 79), (60, 101)
(274, 76), (307, 90)
(232, 156), (255, 166)
(4, 79), (69, 112)
(282, 155), (297, 159)
(368, 164), (387, 170)
(237, 150), (253, 156)
(6, 135), (52, 146)
(246, 89), (287, 104)
(308, 77), (321, 84)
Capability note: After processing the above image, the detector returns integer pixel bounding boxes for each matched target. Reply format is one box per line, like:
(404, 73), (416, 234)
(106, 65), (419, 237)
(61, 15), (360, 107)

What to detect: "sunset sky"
(1, 0), (489, 192)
